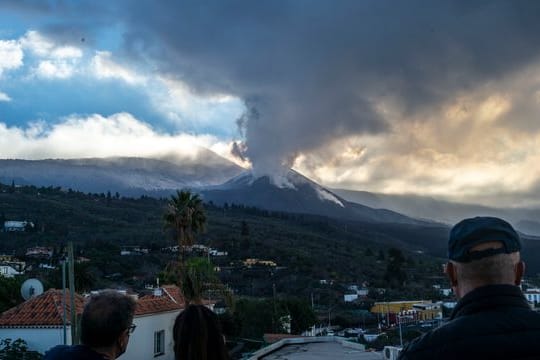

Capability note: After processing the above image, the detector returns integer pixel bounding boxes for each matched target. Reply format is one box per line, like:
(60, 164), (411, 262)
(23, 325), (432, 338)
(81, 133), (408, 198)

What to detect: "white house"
(4, 221), (33, 232)
(0, 286), (188, 359)
(0, 289), (85, 354)
(0, 265), (21, 278)
(25, 247), (53, 258)
(437, 288), (452, 297)
(346, 285), (369, 297)
(524, 289), (540, 304)
(124, 285), (184, 360)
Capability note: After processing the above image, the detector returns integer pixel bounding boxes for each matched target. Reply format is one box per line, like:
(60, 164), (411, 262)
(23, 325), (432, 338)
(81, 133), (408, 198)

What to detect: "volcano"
(201, 170), (428, 225)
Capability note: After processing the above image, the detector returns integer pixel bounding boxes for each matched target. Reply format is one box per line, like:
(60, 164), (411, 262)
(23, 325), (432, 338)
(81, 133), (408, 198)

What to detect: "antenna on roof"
(20, 278), (44, 300)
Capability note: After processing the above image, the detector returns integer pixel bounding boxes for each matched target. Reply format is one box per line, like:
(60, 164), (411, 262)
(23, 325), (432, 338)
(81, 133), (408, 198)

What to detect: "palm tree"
(164, 189), (207, 262)
(180, 257), (235, 309)
(162, 191), (233, 307)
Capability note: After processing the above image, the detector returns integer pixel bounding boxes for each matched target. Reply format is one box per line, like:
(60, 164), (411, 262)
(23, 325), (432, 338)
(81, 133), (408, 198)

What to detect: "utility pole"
(68, 242), (78, 344)
(62, 257), (67, 345)
(273, 283), (277, 332)
(398, 315), (403, 347)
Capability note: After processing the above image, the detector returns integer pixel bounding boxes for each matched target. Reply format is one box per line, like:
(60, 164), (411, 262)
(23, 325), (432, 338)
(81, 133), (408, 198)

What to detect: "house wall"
(525, 293), (540, 303)
(4, 221), (27, 232)
(125, 310), (181, 360)
(0, 311), (182, 358)
(0, 266), (20, 278)
(0, 327), (72, 354)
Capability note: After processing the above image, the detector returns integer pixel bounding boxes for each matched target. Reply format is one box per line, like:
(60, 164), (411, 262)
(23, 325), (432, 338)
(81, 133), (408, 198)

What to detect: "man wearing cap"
(399, 216), (540, 359)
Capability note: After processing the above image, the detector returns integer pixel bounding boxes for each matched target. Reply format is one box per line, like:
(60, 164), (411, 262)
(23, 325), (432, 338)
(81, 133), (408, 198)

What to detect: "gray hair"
(453, 252), (520, 285)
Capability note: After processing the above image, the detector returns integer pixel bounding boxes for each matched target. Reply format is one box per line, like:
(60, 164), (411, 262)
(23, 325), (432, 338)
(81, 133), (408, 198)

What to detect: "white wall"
(0, 266), (20, 278)
(0, 327), (72, 354)
(123, 310), (181, 360)
(0, 310), (181, 359)
(525, 293), (540, 303)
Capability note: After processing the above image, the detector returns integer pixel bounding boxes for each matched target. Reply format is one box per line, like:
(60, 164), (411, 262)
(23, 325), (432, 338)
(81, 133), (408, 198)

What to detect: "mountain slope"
(332, 188), (540, 236)
(0, 154), (242, 196)
(201, 170), (429, 225)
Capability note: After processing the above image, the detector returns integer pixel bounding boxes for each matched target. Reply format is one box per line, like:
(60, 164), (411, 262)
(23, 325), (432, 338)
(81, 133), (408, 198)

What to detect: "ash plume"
(118, 0), (540, 180)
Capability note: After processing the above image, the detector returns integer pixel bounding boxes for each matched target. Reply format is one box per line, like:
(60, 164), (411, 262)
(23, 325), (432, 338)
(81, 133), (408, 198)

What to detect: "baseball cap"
(448, 216), (521, 263)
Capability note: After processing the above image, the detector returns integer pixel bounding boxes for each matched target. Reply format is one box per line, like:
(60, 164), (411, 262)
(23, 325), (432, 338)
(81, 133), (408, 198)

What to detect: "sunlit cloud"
(0, 91), (11, 102)
(91, 51), (145, 85)
(0, 29), (242, 140)
(292, 60), (540, 207)
(20, 31), (82, 58)
(19, 31), (83, 79)
(149, 76), (244, 133)
(0, 39), (23, 75)
(34, 59), (76, 79)
(0, 113), (235, 161)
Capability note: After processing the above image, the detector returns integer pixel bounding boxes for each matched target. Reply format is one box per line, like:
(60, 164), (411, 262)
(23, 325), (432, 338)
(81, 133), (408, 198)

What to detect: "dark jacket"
(398, 285), (540, 360)
(44, 345), (107, 360)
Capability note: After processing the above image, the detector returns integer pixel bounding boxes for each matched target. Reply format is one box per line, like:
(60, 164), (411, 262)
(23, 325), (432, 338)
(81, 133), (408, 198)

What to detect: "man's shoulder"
(44, 345), (106, 360)
(398, 323), (450, 359)
(399, 307), (540, 359)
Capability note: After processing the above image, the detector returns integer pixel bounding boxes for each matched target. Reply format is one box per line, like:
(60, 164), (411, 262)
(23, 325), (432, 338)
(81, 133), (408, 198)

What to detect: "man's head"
(445, 216), (525, 298)
(80, 290), (137, 357)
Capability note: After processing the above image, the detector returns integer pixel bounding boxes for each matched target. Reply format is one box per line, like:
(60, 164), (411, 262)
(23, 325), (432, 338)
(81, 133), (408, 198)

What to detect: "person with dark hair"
(399, 216), (540, 359)
(44, 290), (137, 360)
(173, 304), (229, 360)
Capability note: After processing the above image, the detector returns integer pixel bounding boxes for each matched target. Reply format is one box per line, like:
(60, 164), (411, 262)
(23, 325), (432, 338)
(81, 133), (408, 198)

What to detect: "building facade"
(0, 286), (188, 359)
(0, 289), (84, 353)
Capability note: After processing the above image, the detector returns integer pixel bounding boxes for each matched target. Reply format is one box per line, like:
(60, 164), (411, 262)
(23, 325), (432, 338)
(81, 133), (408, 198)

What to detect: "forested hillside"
(0, 181), (449, 301)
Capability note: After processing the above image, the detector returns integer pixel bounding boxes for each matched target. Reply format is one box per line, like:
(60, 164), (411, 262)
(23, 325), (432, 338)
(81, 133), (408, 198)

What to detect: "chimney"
(153, 287), (163, 297)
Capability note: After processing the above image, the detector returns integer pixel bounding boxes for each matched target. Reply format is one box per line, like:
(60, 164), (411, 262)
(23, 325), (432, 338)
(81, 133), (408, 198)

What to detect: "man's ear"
(514, 261), (525, 286)
(445, 261), (458, 287)
(116, 331), (128, 351)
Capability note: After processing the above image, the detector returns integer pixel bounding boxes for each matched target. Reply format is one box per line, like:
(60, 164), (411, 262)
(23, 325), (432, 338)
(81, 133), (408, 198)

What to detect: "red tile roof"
(161, 284), (216, 307)
(135, 285), (185, 316)
(162, 285), (185, 305)
(0, 289), (84, 327)
(0, 286), (188, 326)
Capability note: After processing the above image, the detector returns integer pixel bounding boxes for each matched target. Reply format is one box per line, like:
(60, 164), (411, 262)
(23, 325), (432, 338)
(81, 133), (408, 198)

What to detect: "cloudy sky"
(1, 1), (540, 207)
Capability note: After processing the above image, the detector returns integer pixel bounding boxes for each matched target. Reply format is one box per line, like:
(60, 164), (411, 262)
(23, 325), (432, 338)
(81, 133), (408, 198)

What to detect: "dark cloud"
(6, 0), (540, 177)
(116, 0), (540, 175)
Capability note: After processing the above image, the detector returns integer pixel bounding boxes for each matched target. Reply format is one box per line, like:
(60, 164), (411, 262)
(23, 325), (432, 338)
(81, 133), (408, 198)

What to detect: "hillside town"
(3, 211), (540, 359)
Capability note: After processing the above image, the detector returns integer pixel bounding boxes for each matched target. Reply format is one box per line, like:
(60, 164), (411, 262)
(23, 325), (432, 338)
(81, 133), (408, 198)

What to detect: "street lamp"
(396, 314), (409, 347)
(398, 315), (403, 347)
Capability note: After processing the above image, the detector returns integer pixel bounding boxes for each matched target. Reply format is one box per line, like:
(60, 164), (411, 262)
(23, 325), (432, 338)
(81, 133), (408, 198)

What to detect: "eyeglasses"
(127, 324), (137, 334)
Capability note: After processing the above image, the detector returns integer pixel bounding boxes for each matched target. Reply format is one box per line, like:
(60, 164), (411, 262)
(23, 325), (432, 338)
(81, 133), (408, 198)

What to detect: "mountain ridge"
(0, 154), (242, 196)
(2, 156), (540, 235)
(201, 170), (430, 225)
(332, 188), (540, 235)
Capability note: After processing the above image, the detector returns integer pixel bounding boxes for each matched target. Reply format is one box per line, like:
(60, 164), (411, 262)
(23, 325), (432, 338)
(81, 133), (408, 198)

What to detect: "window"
(154, 330), (165, 357)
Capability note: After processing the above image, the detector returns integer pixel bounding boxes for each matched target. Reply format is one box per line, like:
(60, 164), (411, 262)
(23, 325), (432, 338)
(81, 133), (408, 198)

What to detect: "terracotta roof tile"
(135, 286), (184, 316)
(162, 285), (185, 305)
(0, 289), (84, 327)
(0, 286), (188, 326)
